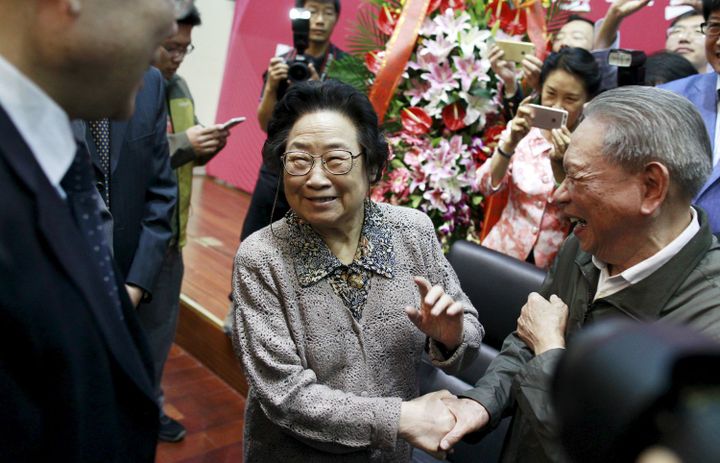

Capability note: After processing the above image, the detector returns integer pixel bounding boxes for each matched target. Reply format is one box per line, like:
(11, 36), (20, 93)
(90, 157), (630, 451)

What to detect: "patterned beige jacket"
(232, 202), (483, 462)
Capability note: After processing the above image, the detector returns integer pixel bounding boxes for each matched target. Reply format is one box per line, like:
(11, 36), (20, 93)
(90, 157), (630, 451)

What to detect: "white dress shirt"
(592, 207), (700, 300)
(714, 74), (720, 166)
(0, 54), (75, 197)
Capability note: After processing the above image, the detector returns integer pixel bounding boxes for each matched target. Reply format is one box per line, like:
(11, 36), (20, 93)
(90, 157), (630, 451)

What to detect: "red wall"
(585, 1), (668, 54)
(208, 0), (671, 192)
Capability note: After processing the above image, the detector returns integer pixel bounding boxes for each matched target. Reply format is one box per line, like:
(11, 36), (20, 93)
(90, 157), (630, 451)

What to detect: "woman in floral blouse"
(477, 47), (601, 268)
(231, 80), (483, 462)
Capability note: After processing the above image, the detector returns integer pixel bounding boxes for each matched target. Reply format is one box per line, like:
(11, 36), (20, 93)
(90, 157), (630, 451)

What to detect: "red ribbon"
(368, 0), (431, 123)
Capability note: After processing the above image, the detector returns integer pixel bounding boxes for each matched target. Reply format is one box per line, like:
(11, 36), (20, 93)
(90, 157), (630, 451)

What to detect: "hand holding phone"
(220, 117), (246, 131)
(495, 39), (536, 64)
(527, 104), (568, 130)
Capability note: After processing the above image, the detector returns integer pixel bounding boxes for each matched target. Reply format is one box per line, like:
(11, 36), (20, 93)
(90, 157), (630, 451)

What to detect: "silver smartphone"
(495, 39), (536, 63)
(220, 117), (246, 130)
(527, 104), (568, 130)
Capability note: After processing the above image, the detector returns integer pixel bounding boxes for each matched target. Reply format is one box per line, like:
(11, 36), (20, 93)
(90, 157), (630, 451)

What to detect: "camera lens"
(288, 61), (311, 82)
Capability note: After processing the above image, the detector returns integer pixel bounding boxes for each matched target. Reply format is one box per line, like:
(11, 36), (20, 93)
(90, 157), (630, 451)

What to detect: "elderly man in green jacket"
(438, 86), (720, 462)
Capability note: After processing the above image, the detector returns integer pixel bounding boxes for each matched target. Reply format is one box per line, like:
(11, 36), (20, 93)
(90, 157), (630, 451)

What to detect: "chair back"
(448, 241), (546, 351)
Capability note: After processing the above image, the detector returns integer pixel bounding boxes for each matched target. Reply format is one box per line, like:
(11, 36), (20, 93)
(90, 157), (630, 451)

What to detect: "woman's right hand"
(503, 95), (534, 150)
(489, 44), (518, 96)
(549, 126), (572, 164)
(399, 390), (457, 459)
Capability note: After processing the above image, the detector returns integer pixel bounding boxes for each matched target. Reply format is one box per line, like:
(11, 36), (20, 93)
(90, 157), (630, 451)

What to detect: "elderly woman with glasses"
(231, 80), (483, 462)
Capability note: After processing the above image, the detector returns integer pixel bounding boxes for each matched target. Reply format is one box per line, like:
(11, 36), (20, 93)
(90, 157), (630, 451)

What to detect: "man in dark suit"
(74, 68), (176, 308)
(0, 0), (176, 461)
(74, 67), (178, 440)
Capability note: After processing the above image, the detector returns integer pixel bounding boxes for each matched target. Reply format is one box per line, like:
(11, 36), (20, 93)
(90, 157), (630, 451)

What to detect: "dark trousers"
(136, 246), (183, 409)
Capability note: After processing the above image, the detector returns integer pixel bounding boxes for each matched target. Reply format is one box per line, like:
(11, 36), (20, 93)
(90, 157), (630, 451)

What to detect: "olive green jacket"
(166, 74), (212, 247)
(461, 208), (720, 462)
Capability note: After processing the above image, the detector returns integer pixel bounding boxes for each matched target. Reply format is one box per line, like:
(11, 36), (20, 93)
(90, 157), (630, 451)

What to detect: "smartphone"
(527, 104), (568, 130)
(495, 39), (536, 63)
(221, 117), (246, 130)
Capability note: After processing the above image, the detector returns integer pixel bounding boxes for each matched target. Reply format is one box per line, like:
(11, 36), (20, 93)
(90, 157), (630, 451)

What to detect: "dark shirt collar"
(288, 200), (395, 287)
(575, 208), (716, 320)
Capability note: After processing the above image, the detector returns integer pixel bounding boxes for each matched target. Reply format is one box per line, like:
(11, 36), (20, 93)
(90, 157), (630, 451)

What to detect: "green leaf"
(390, 158), (406, 169)
(410, 195), (422, 209)
(344, 3), (387, 56)
(470, 87), (493, 99)
(471, 195), (484, 206)
(326, 55), (372, 93)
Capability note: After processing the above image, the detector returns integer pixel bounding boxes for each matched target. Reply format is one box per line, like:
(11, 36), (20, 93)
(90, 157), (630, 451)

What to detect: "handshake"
(399, 390), (490, 459)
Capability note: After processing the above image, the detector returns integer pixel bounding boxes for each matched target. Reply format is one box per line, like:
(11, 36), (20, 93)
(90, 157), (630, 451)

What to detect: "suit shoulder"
(145, 67), (163, 86)
(659, 73), (713, 95)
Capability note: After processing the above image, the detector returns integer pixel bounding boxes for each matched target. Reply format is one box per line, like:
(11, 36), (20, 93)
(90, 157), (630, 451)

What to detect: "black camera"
(287, 8), (312, 83)
(591, 48), (647, 92)
(608, 49), (646, 87)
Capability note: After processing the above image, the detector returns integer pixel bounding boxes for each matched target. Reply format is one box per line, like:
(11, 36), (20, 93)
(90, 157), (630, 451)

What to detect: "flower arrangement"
(328, 0), (563, 250)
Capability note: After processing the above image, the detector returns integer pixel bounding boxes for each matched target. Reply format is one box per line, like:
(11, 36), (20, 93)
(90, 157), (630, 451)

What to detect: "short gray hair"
(583, 86), (712, 200)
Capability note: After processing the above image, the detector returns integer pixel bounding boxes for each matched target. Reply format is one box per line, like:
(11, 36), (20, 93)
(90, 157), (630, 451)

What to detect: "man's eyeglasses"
(667, 25), (703, 38)
(163, 44), (195, 58)
(282, 150), (362, 176)
(701, 22), (720, 37)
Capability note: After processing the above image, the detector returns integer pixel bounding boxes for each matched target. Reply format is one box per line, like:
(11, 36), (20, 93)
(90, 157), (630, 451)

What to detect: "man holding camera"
(240, 0), (346, 240)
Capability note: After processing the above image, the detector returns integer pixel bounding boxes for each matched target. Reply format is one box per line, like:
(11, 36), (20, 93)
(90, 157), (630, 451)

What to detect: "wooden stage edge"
(176, 294), (248, 397)
(174, 175), (252, 397)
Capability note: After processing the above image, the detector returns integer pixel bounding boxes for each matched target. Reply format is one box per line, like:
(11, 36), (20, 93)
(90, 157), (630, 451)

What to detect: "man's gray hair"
(583, 86), (712, 199)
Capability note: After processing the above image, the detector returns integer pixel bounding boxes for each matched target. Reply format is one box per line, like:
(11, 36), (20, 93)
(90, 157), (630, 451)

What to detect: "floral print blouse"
(287, 200), (395, 320)
(476, 128), (569, 269)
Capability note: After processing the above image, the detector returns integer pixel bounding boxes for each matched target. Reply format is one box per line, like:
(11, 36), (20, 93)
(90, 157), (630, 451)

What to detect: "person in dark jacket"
(0, 0), (176, 461)
(437, 86), (720, 462)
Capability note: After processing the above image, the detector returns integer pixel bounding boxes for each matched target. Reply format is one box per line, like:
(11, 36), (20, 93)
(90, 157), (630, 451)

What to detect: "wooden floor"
(157, 175), (252, 462)
(156, 345), (246, 463)
(182, 175), (251, 321)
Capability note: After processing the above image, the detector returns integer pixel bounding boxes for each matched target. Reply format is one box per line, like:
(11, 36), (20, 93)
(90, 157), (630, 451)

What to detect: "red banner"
(368, 0), (430, 123)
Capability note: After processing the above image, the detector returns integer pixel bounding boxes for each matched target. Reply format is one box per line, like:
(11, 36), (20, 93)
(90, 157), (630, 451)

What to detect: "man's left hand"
(125, 284), (144, 308)
(516, 293), (568, 355)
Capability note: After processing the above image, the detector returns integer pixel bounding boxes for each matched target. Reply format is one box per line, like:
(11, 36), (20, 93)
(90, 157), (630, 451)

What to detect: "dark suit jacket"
(74, 68), (176, 296)
(660, 72), (720, 234)
(0, 104), (159, 460)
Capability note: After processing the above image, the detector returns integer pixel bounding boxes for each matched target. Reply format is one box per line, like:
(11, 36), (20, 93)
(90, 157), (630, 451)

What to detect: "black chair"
(447, 241), (546, 351)
(414, 241), (547, 463)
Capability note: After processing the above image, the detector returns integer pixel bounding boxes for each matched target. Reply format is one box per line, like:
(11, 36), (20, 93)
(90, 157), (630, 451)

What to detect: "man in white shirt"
(436, 86), (720, 462)
(0, 0), (175, 461)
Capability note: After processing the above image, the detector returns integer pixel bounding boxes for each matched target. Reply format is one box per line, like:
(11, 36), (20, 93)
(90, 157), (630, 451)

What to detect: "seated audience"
(661, 0), (720, 234)
(438, 86), (720, 462)
(478, 47), (601, 268)
(230, 80), (483, 461)
(644, 51), (698, 86)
